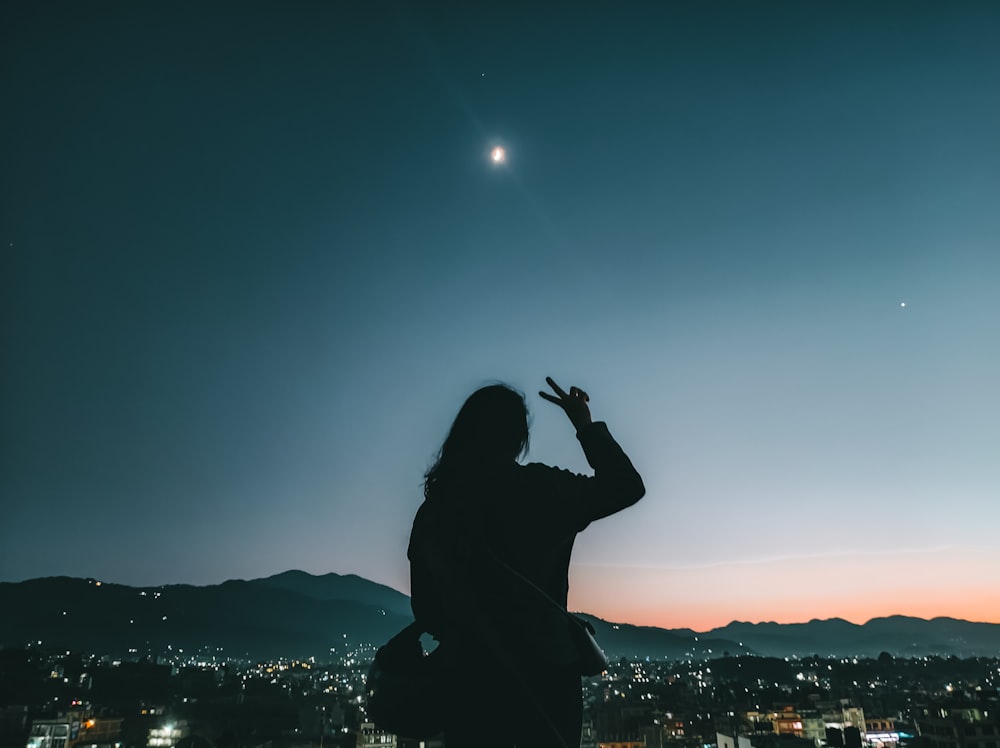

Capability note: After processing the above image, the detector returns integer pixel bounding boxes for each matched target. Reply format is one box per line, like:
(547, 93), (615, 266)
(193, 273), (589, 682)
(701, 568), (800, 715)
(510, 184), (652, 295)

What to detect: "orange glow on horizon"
(586, 594), (1000, 631)
(569, 546), (1000, 630)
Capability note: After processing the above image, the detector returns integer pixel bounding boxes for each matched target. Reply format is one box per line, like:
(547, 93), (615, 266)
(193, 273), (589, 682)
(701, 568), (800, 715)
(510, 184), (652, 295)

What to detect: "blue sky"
(2, 1), (998, 627)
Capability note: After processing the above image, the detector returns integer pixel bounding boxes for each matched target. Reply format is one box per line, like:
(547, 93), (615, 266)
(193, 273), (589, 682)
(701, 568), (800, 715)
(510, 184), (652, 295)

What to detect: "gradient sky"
(2, 1), (998, 631)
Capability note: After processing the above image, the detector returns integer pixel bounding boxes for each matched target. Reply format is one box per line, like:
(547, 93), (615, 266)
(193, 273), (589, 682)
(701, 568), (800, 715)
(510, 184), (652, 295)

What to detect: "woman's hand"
(539, 376), (593, 432)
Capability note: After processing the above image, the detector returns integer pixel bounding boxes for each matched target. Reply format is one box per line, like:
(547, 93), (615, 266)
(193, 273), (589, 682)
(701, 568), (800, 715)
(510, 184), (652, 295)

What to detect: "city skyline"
(2, 2), (998, 631)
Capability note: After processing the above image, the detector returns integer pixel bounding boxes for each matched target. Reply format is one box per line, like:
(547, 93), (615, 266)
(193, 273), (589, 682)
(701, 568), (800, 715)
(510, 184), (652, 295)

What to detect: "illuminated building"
(745, 708), (826, 746)
(916, 707), (998, 748)
(355, 722), (395, 748)
(720, 734), (813, 748)
(659, 718), (688, 741)
(718, 734), (754, 748)
(865, 717), (911, 748)
(26, 721), (71, 748)
(147, 724), (187, 748)
(868, 720), (897, 733)
(27, 715), (122, 748)
(771, 707), (807, 737)
(823, 706), (866, 734)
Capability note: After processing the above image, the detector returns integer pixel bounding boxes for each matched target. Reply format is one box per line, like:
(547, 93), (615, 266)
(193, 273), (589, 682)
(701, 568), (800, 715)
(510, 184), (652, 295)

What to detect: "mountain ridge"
(3, 571), (998, 660)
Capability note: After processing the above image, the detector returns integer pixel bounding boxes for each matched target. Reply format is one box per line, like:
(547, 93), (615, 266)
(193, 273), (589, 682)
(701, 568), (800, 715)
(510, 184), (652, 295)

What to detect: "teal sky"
(2, 1), (998, 628)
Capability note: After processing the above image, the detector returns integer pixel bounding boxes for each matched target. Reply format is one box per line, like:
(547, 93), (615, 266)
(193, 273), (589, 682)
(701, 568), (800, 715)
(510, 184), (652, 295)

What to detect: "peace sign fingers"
(539, 376), (593, 431)
(540, 376), (568, 404)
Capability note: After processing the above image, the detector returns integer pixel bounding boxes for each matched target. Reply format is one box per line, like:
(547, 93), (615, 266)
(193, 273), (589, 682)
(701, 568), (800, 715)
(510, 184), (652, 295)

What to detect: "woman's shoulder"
(515, 461), (586, 485)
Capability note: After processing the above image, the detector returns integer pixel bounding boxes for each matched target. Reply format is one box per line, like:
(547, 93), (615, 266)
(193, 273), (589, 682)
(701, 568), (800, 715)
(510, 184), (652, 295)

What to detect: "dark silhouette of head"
(424, 384), (529, 500)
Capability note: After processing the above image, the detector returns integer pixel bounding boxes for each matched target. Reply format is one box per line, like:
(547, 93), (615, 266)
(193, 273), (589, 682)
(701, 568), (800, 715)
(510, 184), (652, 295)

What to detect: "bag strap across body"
(483, 546), (609, 675)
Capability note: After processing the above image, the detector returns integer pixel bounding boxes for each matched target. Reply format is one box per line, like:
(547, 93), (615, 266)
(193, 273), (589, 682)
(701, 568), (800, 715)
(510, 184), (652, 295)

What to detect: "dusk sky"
(2, 1), (998, 631)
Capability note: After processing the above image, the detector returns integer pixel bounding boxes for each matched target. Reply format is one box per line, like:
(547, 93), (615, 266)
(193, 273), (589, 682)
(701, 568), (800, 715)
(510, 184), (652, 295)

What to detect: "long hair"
(424, 384), (529, 501)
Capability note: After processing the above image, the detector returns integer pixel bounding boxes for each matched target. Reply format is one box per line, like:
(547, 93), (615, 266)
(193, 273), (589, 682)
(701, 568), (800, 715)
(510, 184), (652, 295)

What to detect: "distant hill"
(709, 616), (1000, 658)
(0, 574), (411, 661)
(247, 570), (412, 616)
(2, 572), (998, 660)
(578, 615), (749, 660)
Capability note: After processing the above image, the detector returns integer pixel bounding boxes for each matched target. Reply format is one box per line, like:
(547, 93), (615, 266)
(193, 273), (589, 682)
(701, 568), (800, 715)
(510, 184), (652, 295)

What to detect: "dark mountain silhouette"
(708, 616), (1000, 657)
(577, 615), (750, 660)
(2, 573), (998, 660)
(247, 570), (412, 616)
(0, 575), (410, 661)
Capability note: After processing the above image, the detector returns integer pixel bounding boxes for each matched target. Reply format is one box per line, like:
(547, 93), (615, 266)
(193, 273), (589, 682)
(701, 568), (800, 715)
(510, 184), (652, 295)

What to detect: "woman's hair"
(424, 384), (529, 500)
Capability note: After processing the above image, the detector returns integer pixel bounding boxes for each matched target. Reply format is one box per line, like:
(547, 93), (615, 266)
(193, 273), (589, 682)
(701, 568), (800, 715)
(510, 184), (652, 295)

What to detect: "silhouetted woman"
(408, 378), (645, 747)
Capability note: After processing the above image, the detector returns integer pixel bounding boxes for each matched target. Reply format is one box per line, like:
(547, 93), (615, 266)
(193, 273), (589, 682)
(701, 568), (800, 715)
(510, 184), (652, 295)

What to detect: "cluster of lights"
(21, 642), (1000, 741)
(148, 725), (182, 747)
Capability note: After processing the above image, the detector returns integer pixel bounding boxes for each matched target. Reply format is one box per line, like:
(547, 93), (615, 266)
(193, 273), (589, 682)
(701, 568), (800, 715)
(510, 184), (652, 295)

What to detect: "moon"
(490, 146), (506, 164)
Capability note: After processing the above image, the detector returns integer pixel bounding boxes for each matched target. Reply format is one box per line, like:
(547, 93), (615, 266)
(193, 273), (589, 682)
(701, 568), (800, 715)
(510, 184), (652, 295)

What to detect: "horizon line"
(5, 569), (999, 630)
